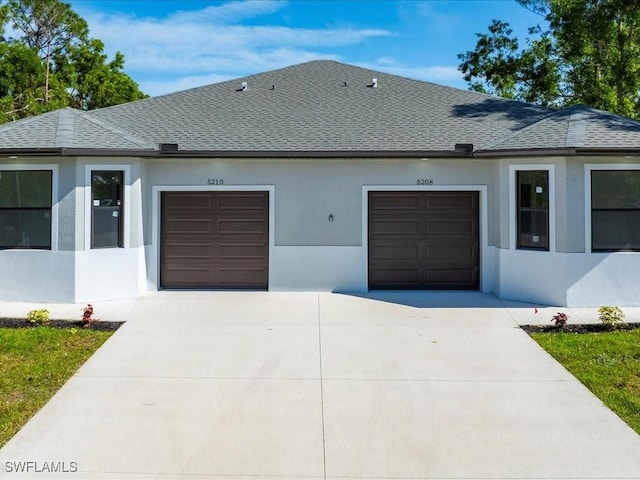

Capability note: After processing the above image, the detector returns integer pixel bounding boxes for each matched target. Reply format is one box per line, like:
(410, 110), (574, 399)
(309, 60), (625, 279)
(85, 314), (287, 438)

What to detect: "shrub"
(598, 306), (625, 328)
(26, 309), (50, 326)
(551, 312), (569, 327)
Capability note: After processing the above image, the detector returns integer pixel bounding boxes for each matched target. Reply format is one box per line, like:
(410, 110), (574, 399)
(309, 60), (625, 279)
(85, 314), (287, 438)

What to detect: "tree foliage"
(0, 0), (146, 124)
(458, 0), (640, 118)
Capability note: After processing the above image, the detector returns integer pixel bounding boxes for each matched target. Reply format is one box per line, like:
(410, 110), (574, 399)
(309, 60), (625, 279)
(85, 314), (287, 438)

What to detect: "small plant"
(598, 306), (625, 328)
(551, 312), (569, 327)
(26, 309), (50, 326)
(82, 304), (94, 327)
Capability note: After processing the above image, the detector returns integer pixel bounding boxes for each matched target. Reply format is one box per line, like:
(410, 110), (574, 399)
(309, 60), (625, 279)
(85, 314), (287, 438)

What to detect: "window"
(91, 171), (123, 248)
(0, 170), (52, 249)
(591, 170), (640, 251)
(517, 170), (549, 250)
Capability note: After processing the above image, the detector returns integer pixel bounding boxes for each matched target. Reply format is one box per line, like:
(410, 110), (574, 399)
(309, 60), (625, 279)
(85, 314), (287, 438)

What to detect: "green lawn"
(0, 327), (113, 447)
(531, 329), (640, 435)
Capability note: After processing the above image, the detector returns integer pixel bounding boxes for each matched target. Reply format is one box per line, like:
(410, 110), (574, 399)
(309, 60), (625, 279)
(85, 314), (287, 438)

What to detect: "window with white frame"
(517, 170), (549, 250)
(0, 170), (52, 249)
(91, 171), (123, 248)
(591, 170), (640, 251)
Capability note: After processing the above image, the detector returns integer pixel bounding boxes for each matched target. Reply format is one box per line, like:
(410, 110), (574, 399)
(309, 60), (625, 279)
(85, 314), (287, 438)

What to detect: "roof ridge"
(478, 107), (565, 150)
(55, 108), (76, 147)
(80, 109), (156, 148)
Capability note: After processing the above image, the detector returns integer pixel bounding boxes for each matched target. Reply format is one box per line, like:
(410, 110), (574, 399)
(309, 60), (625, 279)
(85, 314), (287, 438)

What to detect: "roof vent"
(367, 78), (378, 88)
(236, 81), (248, 92)
(454, 143), (473, 153)
(160, 143), (179, 152)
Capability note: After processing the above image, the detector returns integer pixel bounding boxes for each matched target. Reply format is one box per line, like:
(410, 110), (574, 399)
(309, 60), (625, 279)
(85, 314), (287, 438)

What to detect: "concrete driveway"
(1, 291), (640, 479)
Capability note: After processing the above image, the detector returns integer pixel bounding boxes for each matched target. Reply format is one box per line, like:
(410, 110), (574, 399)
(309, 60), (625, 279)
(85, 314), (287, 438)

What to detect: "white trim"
(84, 165), (131, 251)
(585, 163), (640, 253)
(361, 185), (489, 291)
(508, 164), (556, 252)
(0, 164), (59, 251)
(151, 185), (276, 290)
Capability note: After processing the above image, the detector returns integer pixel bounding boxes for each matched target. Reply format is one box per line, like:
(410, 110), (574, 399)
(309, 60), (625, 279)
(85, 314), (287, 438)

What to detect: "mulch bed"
(521, 322), (640, 334)
(0, 318), (124, 331)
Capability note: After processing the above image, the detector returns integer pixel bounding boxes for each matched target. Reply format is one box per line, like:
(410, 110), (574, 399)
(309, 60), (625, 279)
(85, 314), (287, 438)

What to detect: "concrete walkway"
(1, 291), (639, 479)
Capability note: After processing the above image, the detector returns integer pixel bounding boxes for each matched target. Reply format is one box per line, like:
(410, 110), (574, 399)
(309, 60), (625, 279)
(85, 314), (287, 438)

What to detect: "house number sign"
(207, 178), (224, 185)
(416, 179), (434, 185)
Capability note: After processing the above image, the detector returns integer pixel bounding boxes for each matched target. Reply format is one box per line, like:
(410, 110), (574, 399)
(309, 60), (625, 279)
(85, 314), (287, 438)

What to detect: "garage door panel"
(425, 268), (477, 285)
(162, 265), (213, 286)
(370, 219), (421, 235)
(161, 191), (269, 289)
(426, 245), (476, 264)
(163, 242), (212, 259)
(369, 268), (420, 285)
(426, 193), (476, 209)
(218, 219), (267, 235)
(218, 194), (268, 210)
(165, 219), (212, 234)
(369, 191), (479, 290)
(426, 219), (476, 234)
(369, 193), (421, 210)
(217, 268), (268, 287)
(369, 245), (420, 260)
(218, 243), (268, 260)
(164, 194), (213, 210)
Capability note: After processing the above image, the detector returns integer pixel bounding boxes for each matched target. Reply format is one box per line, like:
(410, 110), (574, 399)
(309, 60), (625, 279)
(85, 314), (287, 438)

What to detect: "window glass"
(592, 170), (640, 209)
(91, 171), (123, 248)
(592, 170), (640, 251)
(0, 170), (52, 208)
(0, 170), (52, 249)
(517, 170), (549, 250)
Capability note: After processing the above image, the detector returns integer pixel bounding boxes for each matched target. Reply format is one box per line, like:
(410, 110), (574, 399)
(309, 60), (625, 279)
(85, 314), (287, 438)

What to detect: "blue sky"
(67, 0), (546, 97)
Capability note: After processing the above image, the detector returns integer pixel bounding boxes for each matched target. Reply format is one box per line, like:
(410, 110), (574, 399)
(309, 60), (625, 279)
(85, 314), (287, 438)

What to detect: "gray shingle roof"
(0, 108), (155, 151)
(1, 60), (640, 156)
(480, 105), (640, 152)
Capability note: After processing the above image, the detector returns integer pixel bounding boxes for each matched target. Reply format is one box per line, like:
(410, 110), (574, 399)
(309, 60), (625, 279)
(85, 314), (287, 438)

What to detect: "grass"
(0, 327), (113, 447)
(531, 328), (640, 435)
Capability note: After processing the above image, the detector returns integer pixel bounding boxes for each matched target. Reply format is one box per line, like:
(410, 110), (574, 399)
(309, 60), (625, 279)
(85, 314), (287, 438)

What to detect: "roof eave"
(0, 147), (159, 157)
(156, 149), (474, 159)
(475, 147), (640, 157)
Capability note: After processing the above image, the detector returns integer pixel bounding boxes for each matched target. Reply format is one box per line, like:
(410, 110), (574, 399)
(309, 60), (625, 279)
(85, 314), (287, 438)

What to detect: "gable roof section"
(0, 108), (156, 153)
(479, 105), (640, 154)
(1, 60), (640, 157)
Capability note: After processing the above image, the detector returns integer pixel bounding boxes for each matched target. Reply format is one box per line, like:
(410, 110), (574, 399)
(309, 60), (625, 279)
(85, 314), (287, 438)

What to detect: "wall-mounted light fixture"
(328, 214), (334, 222)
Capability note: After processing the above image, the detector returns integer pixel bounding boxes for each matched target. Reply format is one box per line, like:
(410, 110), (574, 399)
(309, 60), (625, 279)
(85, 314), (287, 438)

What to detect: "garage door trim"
(362, 185), (487, 291)
(151, 185), (275, 290)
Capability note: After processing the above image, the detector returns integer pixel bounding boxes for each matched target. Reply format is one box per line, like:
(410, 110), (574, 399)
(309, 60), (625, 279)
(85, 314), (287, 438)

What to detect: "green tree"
(7, 0), (88, 103)
(0, 0), (146, 123)
(458, 0), (640, 117)
(59, 38), (147, 110)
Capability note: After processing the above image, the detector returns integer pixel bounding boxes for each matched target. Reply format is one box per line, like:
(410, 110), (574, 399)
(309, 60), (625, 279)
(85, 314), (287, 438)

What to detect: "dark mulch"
(0, 318), (124, 331)
(521, 322), (640, 334)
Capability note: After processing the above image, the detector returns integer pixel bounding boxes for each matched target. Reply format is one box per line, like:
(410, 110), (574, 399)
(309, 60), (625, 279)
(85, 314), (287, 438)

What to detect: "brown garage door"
(368, 191), (479, 290)
(161, 191), (269, 289)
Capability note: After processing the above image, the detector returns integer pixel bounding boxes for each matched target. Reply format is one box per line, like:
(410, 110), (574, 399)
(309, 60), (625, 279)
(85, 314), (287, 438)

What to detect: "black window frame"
(591, 169), (640, 252)
(91, 170), (124, 249)
(516, 170), (549, 251)
(0, 169), (53, 250)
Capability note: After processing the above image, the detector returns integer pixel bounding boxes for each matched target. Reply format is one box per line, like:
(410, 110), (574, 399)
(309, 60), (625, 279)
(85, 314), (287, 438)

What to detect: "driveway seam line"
(318, 292), (327, 480)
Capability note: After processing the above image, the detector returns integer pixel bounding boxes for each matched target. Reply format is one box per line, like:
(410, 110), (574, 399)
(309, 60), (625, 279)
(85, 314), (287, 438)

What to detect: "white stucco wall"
(3, 154), (640, 306)
(144, 157), (497, 294)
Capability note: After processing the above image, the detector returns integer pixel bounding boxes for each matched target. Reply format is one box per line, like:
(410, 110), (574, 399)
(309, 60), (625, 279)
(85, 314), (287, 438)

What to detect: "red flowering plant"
(82, 304), (94, 326)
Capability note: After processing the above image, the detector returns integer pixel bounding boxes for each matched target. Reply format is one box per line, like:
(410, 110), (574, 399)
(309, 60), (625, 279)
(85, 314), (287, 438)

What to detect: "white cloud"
(78, 1), (391, 79)
(169, 0), (286, 24)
